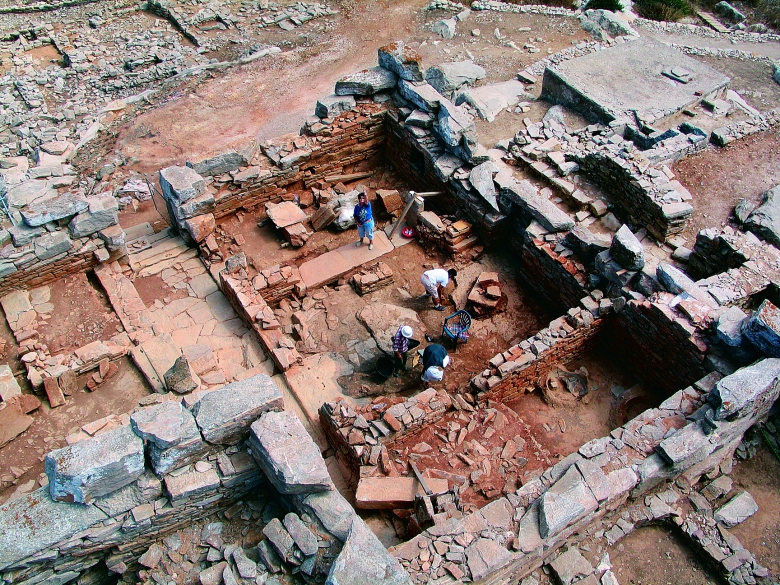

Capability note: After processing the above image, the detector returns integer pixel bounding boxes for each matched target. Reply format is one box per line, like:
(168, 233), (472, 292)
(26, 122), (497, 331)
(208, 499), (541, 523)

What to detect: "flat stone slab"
(549, 547), (593, 585)
(45, 425), (145, 504)
(300, 230), (394, 289)
(714, 491), (758, 527)
(336, 66), (398, 96)
(540, 37), (731, 124)
(249, 410), (332, 494)
(0, 487), (108, 570)
(742, 299), (780, 358)
(284, 353), (353, 426)
(466, 537), (514, 582)
(326, 516), (413, 585)
(539, 465), (598, 538)
(355, 476), (449, 509)
(355, 303), (426, 354)
(266, 201), (308, 229)
(712, 358), (780, 421)
(191, 374), (283, 445)
(164, 467), (221, 502)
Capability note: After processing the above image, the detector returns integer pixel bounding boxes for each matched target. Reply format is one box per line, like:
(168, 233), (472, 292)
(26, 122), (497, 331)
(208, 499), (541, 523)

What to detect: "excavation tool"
(409, 461), (460, 530)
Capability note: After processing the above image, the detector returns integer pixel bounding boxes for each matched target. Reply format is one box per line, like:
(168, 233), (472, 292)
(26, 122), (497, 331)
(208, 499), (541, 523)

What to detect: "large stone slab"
(0, 487), (108, 570)
(164, 467), (221, 502)
(469, 160), (499, 212)
(5, 179), (57, 208)
(297, 489), (356, 541)
(191, 374), (283, 445)
(249, 410), (332, 494)
(539, 465), (598, 538)
(714, 491), (758, 528)
(355, 303), (426, 354)
(316, 95), (356, 118)
(465, 537), (514, 582)
(131, 402), (208, 475)
(0, 397), (33, 448)
(21, 191), (88, 226)
(0, 364), (22, 402)
(336, 66), (398, 96)
(498, 176), (574, 232)
(93, 472), (162, 516)
(267, 201), (308, 229)
(326, 516), (413, 585)
(711, 358), (780, 421)
(191, 151), (248, 177)
(742, 299), (780, 357)
(299, 230), (393, 289)
(657, 262), (717, 308)
(355, 476), (449, 509)
(456, 80), (529, 122)
(34, 230), (73, 261)
(45, 425), (145, 504)
(549, 547), (593, 585)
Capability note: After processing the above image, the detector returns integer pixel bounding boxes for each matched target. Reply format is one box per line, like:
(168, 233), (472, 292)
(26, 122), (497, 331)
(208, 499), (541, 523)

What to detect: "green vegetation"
(757, 0), (780, 28)
(634, 0), (693, 21)
(583, 0), (625, 11)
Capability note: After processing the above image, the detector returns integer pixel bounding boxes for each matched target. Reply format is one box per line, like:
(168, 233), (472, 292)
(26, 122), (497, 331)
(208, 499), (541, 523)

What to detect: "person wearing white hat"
(391, 324), (415, 376)
(421, 343), (451, 387)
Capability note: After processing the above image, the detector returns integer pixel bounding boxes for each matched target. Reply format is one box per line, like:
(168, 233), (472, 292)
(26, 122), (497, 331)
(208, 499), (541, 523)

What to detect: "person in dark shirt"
(353, 192), (374, 250)
(421, 343), (451, 387)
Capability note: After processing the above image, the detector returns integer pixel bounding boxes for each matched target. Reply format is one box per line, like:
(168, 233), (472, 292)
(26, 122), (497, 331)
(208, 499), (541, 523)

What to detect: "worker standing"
(353, 192), (374, 250)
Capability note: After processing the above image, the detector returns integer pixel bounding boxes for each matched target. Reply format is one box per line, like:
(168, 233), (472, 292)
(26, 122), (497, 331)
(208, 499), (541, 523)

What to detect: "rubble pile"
(319, 390), (453, 471)
(413, 212), (483, 261)
(466, 271), (505, 316)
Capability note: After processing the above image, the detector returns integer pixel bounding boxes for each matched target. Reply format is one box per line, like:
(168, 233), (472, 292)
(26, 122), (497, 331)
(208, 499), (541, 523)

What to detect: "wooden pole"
(387, 191), (443, 241)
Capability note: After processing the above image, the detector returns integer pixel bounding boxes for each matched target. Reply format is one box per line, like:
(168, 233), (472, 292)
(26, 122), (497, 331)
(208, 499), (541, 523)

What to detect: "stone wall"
(610, 297), (709, 395)
(470, 307), (606, 403)
(0, 190), (123, 296)
(0, 374), (283, 584)
(390, 360), (780, 584)
(0, 374), (412, 585)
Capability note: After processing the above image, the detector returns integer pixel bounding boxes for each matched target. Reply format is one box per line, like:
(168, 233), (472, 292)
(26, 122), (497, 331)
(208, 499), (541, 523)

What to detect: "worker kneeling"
(421, 343), (451, 388)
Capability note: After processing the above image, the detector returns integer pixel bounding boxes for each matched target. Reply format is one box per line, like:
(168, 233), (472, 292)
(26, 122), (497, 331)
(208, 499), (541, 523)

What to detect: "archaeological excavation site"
(2, 0), (780, 583)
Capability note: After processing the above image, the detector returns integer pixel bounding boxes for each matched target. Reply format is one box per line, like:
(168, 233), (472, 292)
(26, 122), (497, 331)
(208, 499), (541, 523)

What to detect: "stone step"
(137, 247), (199, 278)
(128, 236), (188, 269)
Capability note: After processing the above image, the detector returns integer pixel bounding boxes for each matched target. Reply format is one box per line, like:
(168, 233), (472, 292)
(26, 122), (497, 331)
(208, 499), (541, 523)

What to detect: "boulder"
(714, 491), (758, 527)
(20, 191), (88, 227)
(584, 9), (639, 36)
(249, 410), (332, 494)
(326, 516), (413, 585)
(316, 95), (356, 118)
(164, 356), (199, 394)
(378, 42), (424, 82)
(714, 0), (746, 22)
(130, 401), (208, 476)
(745, 185), (780, 248)
(548, 547), (593, 585)
(425, 60), (486, 95)
(335, 67), (398, 96)
(159, 165), (205, 204)
(610, 225), (645, 270)
(45, 425), (145, 503)
(742, 299), (780, 357)
(191, 374), (283, 444)
(431, 18), (456, 39)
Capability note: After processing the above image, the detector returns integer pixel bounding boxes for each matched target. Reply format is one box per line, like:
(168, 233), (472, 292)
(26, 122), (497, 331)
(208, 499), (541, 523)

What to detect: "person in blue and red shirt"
(353, 192), (374, 250)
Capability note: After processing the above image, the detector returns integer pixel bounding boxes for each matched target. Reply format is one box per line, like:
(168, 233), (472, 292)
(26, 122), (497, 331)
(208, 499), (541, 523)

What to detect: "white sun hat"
(401, 325), (413, 338)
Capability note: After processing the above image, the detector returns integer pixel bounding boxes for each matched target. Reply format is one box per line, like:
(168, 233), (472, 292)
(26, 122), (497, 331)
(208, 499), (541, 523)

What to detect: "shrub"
(757, 0), (780, 28)
(583, 0), (625, 10)
(634, 0), (692, 21)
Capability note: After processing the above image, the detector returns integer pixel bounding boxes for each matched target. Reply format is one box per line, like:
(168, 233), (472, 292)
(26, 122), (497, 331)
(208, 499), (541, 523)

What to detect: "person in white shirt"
(420, 267), (457, 311)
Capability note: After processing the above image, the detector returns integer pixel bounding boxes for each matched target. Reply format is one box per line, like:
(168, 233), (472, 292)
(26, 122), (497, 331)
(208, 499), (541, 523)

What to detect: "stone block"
(326, 516), (413, 584)
(164, 467), (220, 502)
(68, 195), (119, 238)
(378, 41), (424, 82)
(45, 425), (145, 504)
(717, 306), (748, 347)
(610, 225), (644, 270)
(191, 374), (283, 444)
(164, 355), (199, 394)
(249, 410), (332, 494)
(131, 402), (208, 476)
(159, 165), (205, 203)
(284, 512), (318, 556)
(549, 547), (593, 585)
(539, 465), (598, 538)
(191, 151), (248, 177)
(185, 213), (215, 243)
(298, 489), (355, 541)
(501, 178), (574, 232)
(315, 95), (356, 118)
(742, 300), (780, 357)
(714, 491), (758, 528)
(0, 364), (22, 402)
(21, 191), (88, 227)
(335, 66), (398, 96)
(465, 537), (514, 583)
(711, 358), (780, 421)
(656, 422), (714, 471)
(425, 60), (486, 95)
